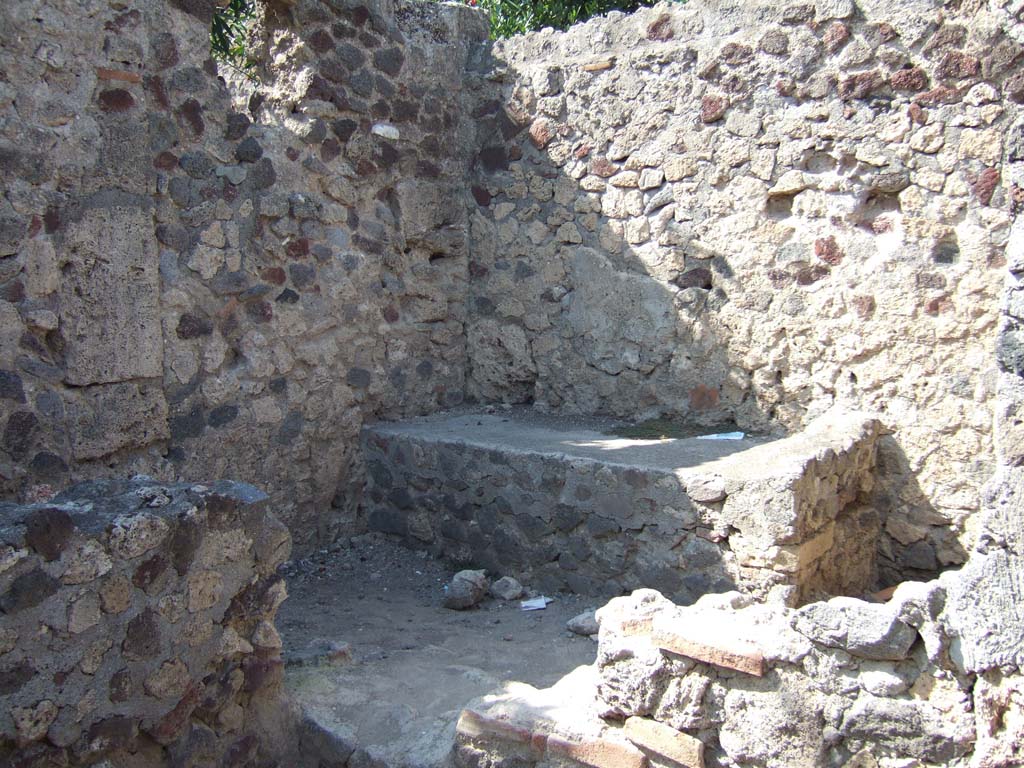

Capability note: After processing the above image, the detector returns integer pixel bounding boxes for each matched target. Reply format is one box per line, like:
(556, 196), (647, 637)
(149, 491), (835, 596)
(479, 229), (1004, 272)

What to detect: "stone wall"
(0, 0), (1018, 575)
(0, 0), (486, 552)
(0, 478), (292, 766)
(363, 409), (882, 605)
(464, 0), (1023, 582)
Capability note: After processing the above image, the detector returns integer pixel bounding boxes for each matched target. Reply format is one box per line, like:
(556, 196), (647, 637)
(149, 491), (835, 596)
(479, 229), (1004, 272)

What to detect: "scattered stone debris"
(445, 569), (491, 609)
(490, 575), (525, 600)
(285, 639), (354, 668)
(566, 610), (599, 636)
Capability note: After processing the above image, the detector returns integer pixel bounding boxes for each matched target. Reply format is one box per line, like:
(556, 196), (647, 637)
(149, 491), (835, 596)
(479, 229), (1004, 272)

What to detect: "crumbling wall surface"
(588, 587), (983, 768)
(453, 582), (1022, 768)
(465, 0), (1023, 581)
(0, 478), (293, 766)
(0, 0), (486, 551)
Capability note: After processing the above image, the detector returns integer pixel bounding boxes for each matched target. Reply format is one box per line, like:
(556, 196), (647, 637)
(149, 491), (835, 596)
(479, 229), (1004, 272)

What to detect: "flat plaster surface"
(362, 407), (826, 480)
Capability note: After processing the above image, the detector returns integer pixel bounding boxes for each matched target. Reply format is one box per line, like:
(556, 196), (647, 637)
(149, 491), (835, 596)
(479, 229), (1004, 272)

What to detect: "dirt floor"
(278, 533), (599, 767)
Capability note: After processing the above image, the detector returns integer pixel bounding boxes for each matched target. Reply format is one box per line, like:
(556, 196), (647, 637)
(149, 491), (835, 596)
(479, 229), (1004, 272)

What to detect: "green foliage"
(473, 0), (661, 38)
(211, 0), (258, 78)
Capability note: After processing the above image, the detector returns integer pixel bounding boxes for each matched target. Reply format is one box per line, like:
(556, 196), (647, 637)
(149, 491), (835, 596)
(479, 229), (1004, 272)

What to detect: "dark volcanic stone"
(29, 451), (68, 481)
(176, 313), (213, 339)
(133, 554), (169, 593)
(346, 367), (371, 388)
(156, 223), (191, 251)
(169, 518), (202, 575)
(123, 609), (161, 660)
(178, 152), (215, 179)
(373, 46), (403, 76)
(276, 410), (303, 445)
(478, 146), (509, 172)
(250, 158), (276, 189)
(1, 568), (60, 613)
(169, 407), (205, 440)
(676, 268), (713, 289)
(3, 410), (39, 459)
(0, 370), (25, 402)
(85, 716), (139, 756)
(208, 404), (239, 428)
(225, 112), (251, 141)
(288, 263), (317, 290)
(0, 660), (35, 695)
(234, 137), (263, 163)
(109, 668), (132, 703)
(24, 507), (75, 561)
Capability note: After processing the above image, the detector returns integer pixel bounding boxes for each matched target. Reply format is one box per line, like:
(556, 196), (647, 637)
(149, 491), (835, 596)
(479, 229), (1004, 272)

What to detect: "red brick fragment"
(529, 118), (554, 149)
(98, 88), (135, 112)
(689, 385), (719, 410)
(624, 717), (704, 768)
(839, 70), (885, 100)
(814, 236), (844, 266)
(700, 95), (727, 123)
(822, 22), (849, 53)
(647, 14), (673, 42)
(972, 167), (999, 206)
(547, 734), (648, 768)
(890, 67), (928, 92)
(590, 157), (617, 178)
(652, 613), (765, 676)
(96, 67), (142, 83)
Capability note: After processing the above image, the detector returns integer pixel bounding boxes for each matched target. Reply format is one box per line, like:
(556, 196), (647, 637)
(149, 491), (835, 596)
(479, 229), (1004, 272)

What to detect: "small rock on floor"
(444, 569), (489, 610)
(566, 610), (599, 636)
(490, 576), (524, 601)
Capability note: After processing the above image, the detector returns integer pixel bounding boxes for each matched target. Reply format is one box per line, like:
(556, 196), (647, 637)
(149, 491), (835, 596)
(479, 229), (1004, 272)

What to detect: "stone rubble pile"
(456, 586), (1024, 767)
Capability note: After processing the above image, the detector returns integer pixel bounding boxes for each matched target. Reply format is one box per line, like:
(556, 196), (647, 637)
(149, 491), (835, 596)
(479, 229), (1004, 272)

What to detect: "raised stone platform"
(362, 408), (884, 606)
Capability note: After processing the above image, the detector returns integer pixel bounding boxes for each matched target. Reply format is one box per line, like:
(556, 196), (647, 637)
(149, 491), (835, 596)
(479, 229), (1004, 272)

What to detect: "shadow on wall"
(458, 0), (1017, 585)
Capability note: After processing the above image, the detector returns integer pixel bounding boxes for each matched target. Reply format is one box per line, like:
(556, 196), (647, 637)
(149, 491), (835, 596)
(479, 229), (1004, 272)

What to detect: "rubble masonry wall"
(0, 478), (293, 765)
(463, 0), (1024, 583)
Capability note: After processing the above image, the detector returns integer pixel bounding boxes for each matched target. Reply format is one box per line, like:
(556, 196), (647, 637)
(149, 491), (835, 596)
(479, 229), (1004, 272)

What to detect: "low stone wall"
(363, 409), (882, 605)
(0, 478), (292, 766)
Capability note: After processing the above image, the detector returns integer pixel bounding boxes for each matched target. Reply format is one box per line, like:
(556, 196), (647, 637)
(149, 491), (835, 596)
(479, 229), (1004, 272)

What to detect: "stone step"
(362, 408), (883, 606)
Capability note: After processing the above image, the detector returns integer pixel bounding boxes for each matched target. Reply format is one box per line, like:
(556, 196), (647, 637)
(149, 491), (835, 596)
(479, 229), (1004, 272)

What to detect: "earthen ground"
(279, 534), (598, 767)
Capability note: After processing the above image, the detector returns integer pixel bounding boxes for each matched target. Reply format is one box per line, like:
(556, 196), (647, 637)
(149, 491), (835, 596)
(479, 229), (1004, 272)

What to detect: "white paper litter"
(521, 596), (554, 611)
(696, 431), (745, 441)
